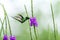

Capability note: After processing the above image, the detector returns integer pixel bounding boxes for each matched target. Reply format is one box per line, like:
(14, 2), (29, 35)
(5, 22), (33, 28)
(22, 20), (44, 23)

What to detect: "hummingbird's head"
(26, 17), (30, 20)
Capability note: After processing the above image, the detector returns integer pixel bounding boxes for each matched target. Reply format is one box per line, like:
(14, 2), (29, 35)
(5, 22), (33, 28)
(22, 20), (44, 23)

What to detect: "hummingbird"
(12, 14), (30, 23)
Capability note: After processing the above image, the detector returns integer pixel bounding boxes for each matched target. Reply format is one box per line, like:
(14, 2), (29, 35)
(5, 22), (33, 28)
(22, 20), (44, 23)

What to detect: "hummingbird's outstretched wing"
(17, 14), (24, 20)
(12, 14), (30, 23)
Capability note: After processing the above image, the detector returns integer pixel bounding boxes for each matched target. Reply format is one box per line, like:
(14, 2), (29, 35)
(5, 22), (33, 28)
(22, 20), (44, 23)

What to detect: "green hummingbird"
(12, 14), (30, 23)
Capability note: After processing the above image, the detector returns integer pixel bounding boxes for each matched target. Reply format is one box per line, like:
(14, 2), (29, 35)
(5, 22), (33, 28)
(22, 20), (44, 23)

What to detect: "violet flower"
(30, 17), (38, 27)
(3, 35), (8, 40)
(10, 36), (16, 40)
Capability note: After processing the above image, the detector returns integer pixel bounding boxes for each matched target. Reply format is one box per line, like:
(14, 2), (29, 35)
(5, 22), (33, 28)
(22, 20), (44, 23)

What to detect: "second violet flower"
(30, 17), (38, 27)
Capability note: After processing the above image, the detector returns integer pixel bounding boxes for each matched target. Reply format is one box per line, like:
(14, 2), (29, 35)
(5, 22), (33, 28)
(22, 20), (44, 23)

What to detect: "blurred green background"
(0, 0), (60, 40)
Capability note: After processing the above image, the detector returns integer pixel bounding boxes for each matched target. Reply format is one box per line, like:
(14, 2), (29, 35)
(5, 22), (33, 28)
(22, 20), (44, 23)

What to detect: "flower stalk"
(2, 4), (12, 36)
(0, 18), (5, 36)
(50, 1), (56, 40)
(31, 0), (38, 40)
(31, 0), (33, 17)
(24, 5), (33, 40)
(0, 3), (16, 40)
(5, 17), (7, 35)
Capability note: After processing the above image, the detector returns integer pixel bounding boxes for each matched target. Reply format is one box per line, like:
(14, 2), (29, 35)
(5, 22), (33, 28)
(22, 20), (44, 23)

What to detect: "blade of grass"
(5, 17), (7, 35)
(34, 26), (38, 40)
(7, 15), (12, 36)
(1, 4), (12, 36)
(0, 18), (5, 36)
(0, 3), (5, 36)
(50, 1), (56, 40)
(55, 24), (58, 40)
(24, 5), (33, 40)
(31, 0), (33, 17)
(31, 0), (38, 40)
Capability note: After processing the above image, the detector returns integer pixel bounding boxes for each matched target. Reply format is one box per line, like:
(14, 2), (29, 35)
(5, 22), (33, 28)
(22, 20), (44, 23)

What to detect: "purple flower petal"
(10, 36), (16, 40)
(3, 35), (8, 40)
(30, 17), (38, 27)
(30, 22), (33, 26)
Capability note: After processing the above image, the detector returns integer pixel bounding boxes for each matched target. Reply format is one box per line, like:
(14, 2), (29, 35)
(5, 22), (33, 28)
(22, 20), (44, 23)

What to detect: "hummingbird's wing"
(17, 14), (24, 20)
(12, 17), (23, 23)
(12, 14), (30, 23)
(12, 14), (24, 23)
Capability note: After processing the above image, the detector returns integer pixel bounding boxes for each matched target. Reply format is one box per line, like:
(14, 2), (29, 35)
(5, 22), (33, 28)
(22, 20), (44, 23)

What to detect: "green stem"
(5, 17), (7, 35)
(31, 0), (37, 40)
(50, 3), (56, 40)
(0, 18), (5, 35)
(29, 27), (33, 40)
(34, 26), (37, 40)
(24, 5), (28, 17)
(0, 19), (4, 36)
(1, 4), (12, 36)
(7, 13), (12, 36)
(24, 5), (33, 40)
(0, 4), (5, 36)
(0, 17), (6, 36)
(31, 0), (34, 17)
